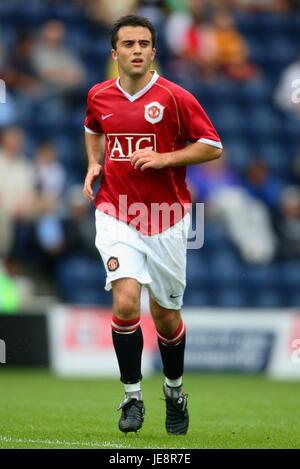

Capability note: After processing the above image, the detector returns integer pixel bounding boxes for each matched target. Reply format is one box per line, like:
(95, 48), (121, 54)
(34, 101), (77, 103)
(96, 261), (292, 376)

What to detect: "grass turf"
(0, 369), (299, 449)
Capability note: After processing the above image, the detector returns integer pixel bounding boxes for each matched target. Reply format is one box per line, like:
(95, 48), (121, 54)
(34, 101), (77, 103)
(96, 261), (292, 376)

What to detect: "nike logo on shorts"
(169, 294), (182, 299)
(101, 113), (114, 120)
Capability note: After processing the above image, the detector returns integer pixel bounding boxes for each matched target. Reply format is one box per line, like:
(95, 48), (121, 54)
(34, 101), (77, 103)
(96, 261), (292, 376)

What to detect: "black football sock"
(111, 315), (143, 384)
(157, 319), (186, 380)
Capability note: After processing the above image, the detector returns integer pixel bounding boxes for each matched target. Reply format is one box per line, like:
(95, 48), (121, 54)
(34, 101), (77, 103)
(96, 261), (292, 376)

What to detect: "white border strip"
(198, 138), (223, 149)
(84, 126), (103, 135)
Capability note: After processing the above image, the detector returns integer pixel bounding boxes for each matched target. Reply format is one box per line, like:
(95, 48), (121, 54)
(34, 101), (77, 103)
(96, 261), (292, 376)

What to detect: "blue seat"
(213, 287), (247, 307)
(65, 289), (111, 306)
(251, 290), (282, 308)
(285, 293), (300, 308)
(226, 140), (252, 171)
(247, 106), (280, 136)
(247, 37), (265, 64)
(281, 118), (300, 146)
(244, 264), (280, 290)
(186, 251), (207, 288)
(183, 288), (210, 307)
(208, 249), (242, 286)
(56, 257), (108, 305)
(213, 106), (246, 135)
(257, 141), (291, 175)
(238, 78), (273, 104)
(264, 37), (297, 64)
(204, 222), (234, 252)
(280, 261), (300, 289)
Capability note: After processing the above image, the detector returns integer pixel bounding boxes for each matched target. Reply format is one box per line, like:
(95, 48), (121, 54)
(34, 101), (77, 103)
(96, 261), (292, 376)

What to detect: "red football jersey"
(84, 71), (222, 234)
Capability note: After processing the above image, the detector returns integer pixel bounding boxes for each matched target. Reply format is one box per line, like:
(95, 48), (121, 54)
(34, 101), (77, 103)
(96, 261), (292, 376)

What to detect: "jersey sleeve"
(177, 89), (222, 149)
(84, 89), (103, 135)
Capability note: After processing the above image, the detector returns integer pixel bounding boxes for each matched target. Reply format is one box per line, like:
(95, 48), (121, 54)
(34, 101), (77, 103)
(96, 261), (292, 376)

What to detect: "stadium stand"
(0, 0), (300, 308)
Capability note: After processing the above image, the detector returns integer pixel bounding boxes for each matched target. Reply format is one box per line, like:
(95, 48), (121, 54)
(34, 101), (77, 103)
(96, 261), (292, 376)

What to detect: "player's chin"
(130, 69), (145, 77)
(129, 64), (147, 75)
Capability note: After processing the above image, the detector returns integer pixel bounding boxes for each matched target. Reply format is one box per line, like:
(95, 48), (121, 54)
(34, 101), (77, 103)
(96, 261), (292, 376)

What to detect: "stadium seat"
(257, 141), (291, 175)
(183, 287), (210, 307)
(213, 105), (246, 135)
(56, 257), (109, 305)
(244, 264), (280, 290)
(213, 287), (247, 307)
(208, 249), (243, 286)
(225, 139), (252, 171)
(280, 261), (300, 290)
(186, 251), (207, 288)
(250, 289), (282, 308)
(238, 78), (273, 105)
(247, 106), (280, 137)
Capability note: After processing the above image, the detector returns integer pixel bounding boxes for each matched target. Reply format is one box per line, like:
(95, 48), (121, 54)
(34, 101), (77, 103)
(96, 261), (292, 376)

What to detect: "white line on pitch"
(0, 436), (130, 449)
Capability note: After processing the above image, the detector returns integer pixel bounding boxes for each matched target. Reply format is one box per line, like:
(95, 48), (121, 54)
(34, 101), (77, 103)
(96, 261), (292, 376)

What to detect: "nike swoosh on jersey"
(101, 113), (114, 120)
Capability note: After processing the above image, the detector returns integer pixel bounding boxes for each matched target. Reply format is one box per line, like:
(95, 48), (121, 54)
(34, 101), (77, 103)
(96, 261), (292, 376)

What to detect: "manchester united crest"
(107, 256), (119, 272)
(144, 102), (165, 124)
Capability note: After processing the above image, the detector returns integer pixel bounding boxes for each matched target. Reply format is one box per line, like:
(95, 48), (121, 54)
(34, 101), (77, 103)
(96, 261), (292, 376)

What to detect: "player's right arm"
(83, 132), (105, 202)
(83, 85), (105, 202)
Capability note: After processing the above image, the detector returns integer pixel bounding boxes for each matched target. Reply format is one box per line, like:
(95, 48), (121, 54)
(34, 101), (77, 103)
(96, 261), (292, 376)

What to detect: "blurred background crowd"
(0, 0), (300, 311)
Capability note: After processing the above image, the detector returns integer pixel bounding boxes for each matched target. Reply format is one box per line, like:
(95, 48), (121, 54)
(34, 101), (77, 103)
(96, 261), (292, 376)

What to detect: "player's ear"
(112, 49), (118, 61)
(151, 48), (156, 62)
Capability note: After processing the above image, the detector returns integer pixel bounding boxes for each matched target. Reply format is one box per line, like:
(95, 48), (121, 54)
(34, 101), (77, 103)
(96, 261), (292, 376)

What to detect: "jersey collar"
(116, 71), (159, 102)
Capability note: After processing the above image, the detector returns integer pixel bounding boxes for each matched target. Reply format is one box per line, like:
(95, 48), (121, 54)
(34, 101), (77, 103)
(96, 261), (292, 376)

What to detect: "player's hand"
(83, 163), (102, 201)
(130, 147), (169, 171)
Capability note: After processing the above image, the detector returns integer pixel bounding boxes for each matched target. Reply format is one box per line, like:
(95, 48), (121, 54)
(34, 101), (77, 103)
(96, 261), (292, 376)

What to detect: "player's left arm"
(130, 141), (222, 171)
(132, 88), (222, 171)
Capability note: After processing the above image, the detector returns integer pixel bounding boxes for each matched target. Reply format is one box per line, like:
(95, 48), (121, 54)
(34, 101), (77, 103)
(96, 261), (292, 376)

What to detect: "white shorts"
(95, 210), (190, 310)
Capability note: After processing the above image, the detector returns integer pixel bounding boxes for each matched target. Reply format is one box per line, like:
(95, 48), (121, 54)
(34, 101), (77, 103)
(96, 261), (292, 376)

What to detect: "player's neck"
(118, 70), (154, 96)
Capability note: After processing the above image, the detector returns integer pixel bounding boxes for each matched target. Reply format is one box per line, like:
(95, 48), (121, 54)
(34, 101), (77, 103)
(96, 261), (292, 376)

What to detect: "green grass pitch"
(0, 369), (299, 449)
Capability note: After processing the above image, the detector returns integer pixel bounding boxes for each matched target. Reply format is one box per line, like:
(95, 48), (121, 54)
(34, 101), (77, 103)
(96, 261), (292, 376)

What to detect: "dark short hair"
(111, 15), (156, 50)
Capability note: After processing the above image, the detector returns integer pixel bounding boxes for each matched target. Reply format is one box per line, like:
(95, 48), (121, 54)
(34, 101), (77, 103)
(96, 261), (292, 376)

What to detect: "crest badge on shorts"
(107, 256), (119, 272)
(144, 102), (165, 124)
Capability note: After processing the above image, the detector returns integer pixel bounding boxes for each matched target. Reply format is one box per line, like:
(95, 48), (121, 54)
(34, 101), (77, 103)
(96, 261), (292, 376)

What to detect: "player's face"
(112, 26), (156, 78)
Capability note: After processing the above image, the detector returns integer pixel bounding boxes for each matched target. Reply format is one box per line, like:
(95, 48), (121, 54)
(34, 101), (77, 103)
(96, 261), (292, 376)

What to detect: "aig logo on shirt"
(108, 133), (157, 160)
(144, 102), (165, 124)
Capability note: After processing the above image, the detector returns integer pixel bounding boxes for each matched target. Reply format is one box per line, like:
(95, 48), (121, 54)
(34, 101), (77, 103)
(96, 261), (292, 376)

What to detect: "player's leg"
(112, 277), (143, 391)
(149, 296), (185, 383)
(111, 278), (145, 433)
(95, 211), (151, 433)
(150, 297), (189, 435)
(144, 214), (190, 434)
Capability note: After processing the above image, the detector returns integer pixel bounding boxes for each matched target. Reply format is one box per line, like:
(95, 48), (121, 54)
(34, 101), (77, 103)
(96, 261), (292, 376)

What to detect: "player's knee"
(155, 311), (181, 335)
(113, 295), (140, 320)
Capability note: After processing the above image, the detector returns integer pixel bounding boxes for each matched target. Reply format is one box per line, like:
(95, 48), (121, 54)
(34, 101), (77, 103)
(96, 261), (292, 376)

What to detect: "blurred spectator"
(62, 184), (97, 259)
(287, 0), (300, 9)
(2, 31), (41, 98)
(33, 143), (66, 272)
(274, 54), (300, 119)
(165, 0), (258, 82)
(187, 149), (239, 201)
(86, 0), (138, 26)
(165, 0), (218, 81)
(0, 26), (5, 69)
(232, 0), (292, 12)
(188, 152), (276, 263)
(31, 20), (86, 97)
(211, 12), (259, 81)
(35, 142), (66, 200)
(242, 159), (284, 212)
(137, 0), (166, 25)
(0, 127), (36, 264)
(276, 186), (300, 258)
(164, 0), (188, 12)
(292, 148), (300, 185)
(0, 261), (21, 314)
(0, 92), (18, 128)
